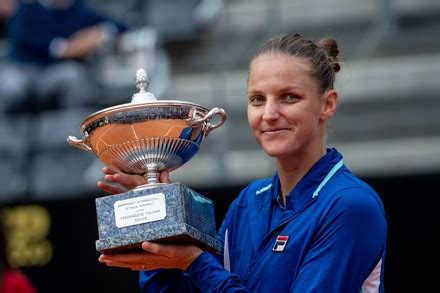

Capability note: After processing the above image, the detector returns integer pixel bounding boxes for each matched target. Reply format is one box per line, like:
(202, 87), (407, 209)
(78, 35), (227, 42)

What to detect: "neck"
(276, 145), (326, 199)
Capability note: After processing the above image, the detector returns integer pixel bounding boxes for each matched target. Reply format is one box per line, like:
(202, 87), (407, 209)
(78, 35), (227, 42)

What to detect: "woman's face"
(247, 53), (333, 159)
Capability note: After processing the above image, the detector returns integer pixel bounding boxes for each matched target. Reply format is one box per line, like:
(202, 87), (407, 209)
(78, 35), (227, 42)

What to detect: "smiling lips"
(262, 127), (291, 134)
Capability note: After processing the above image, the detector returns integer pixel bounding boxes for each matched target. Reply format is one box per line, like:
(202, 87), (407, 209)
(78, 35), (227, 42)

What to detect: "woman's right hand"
(97, 167), (170, 194)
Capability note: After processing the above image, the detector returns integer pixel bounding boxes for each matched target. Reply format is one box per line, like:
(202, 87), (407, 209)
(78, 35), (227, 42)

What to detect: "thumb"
(141, 241), (162, 255)
(159, 170), (171, 183)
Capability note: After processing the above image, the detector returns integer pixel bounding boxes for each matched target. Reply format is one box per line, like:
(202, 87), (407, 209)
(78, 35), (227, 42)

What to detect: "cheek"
(247, 108), (258, 130)
(295, 102), (322, 123)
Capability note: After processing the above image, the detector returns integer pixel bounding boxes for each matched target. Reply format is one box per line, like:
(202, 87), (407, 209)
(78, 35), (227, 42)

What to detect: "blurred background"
(0, 0), (439, 292)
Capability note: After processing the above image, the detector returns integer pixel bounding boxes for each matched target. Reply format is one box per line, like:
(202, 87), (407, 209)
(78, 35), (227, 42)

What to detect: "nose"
(262, 100), (280, 121)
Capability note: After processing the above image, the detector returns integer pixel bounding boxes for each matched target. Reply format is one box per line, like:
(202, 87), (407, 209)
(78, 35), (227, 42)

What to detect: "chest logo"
(272, 235), (289, 252)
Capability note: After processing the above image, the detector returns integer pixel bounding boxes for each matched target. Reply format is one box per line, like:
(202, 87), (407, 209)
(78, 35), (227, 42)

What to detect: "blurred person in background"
(0, 210), (37, 293)
(0, 0), (127, 113)
(97, 33), (387, 292)
(0, 0), (14, 38)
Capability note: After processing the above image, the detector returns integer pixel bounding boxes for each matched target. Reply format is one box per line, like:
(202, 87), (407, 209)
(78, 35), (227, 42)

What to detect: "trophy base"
(95, 183), (221, 254)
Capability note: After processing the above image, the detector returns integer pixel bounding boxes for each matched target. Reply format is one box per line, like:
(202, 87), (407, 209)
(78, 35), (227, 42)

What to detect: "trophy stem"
(144, 166), (160, 184)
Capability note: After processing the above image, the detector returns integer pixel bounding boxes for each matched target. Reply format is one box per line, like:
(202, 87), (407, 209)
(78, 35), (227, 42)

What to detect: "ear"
(320, 89), (338, 121)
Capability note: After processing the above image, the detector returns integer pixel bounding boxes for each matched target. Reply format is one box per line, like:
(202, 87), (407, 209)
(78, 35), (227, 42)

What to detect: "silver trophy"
(67, 69), (226, 253)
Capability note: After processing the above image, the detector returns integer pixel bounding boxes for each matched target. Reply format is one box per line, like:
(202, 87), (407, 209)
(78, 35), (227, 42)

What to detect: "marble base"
(95, 183), (221, 253)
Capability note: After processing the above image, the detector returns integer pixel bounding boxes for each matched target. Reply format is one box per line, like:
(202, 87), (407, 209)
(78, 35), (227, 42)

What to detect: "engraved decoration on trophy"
(67, 68), (226, 253)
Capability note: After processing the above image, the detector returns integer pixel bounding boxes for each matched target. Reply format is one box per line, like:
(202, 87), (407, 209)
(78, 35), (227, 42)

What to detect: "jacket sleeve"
(183, 194), (250, 292)
(139, 269), (196, 292)
(184, 252), (249, 292)
(291, 187), (387, 293)
(140, 191), (251, 292)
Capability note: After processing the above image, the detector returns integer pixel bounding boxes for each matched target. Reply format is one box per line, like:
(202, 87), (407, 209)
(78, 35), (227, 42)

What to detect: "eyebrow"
(277, 86), (303, 93)
(247, 86), (304, 95)
(247, 89), (262, 95)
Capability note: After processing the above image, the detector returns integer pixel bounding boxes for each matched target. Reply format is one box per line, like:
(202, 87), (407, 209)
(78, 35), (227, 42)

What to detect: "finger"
(141, 241), (166, 256)
(99, 258), (128, 267)
(102, 166), (118, 175)
(100, 259), (141, 270)
(97, 181), (128, 194)
(159, 171), (171, 184)
(103, 174), (118, 182)
(103, 173), (144, 190)
(113, 173), (146, 187)
(99, 255), (154, 271)
(102, 167), (146, 188)
(99, 252), (149, 263)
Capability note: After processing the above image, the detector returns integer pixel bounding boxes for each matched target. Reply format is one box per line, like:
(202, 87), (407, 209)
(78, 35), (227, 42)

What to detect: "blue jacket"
(140, 148), (387, 292)
(6, 0), (127, 65)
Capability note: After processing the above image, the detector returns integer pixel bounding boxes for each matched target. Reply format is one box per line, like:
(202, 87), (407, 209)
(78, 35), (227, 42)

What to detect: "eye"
(248, 95), (265, 106)
(282, 94), (300, 103)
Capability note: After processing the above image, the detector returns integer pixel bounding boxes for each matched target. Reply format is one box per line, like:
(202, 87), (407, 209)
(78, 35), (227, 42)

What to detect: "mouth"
(262, 128), (291, 134)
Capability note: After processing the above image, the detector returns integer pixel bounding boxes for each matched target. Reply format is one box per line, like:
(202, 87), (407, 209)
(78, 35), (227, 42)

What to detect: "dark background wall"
(3, 172), (437, 292)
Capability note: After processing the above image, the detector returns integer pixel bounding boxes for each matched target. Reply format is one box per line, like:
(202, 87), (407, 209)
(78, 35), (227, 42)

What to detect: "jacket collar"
(268, 148), (340, 209)
(248, 148), (343, 253)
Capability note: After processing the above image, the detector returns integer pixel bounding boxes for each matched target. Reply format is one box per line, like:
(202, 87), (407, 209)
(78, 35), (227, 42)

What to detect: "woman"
(98, 33), (387, 292)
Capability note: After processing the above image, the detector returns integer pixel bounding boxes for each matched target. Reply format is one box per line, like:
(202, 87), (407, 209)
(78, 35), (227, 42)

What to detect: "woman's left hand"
(98, 241), (203, 271)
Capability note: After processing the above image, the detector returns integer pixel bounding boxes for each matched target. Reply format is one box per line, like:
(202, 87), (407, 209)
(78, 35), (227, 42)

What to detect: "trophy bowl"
(67, 69), (226, 253)
(68, 100), (226, 184)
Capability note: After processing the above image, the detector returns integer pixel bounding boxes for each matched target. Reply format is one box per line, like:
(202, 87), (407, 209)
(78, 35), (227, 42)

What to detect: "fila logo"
(272, 235), (289, 252)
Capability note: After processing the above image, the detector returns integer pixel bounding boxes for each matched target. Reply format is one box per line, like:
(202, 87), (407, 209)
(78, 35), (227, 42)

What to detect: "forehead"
(250, 53), (312, 77)
(248, 53), (316, 88)
(250, 53), (310, 71)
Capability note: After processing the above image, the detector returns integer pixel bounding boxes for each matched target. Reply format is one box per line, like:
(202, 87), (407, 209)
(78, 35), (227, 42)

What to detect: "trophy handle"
(187, 107), (227, 135)
(67, 134), (92, 152)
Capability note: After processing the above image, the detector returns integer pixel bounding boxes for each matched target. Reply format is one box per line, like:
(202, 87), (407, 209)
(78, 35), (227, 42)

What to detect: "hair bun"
(318, 38), (341, 73)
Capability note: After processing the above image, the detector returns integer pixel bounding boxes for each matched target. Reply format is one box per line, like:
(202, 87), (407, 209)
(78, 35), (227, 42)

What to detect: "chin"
(257, 141), (280, 155)
(261, 147), (288, 158)
(261, 142), (302, 159)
